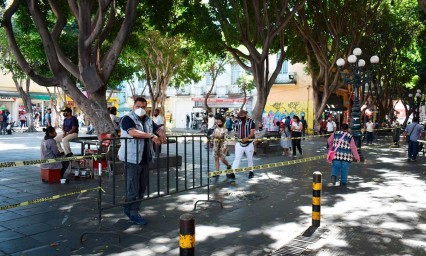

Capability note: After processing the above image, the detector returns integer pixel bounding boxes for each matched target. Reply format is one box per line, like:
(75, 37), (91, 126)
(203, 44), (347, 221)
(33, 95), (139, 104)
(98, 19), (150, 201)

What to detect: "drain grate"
(270, 226), (328, 255)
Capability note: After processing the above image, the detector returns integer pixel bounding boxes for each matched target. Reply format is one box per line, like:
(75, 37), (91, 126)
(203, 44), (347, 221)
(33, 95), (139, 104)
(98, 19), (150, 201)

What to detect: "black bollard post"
(312, 171), (322, 227)
(180, 213), (195, 256)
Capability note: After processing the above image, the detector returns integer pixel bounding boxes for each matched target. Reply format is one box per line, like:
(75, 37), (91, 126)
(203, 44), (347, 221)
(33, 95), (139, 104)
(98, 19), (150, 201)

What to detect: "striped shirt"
(234, 118), (256, 140)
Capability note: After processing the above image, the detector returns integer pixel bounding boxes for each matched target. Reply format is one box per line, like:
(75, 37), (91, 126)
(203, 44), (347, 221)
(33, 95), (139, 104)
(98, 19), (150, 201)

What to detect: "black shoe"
(331, 175), (337, 185)
(340, 182), (347, 186)
(248, 171), (254, 179)
(58, 152), (65, 157)
(65, 153), (74, 157)
(226, 173), (236, 179)
(227, 165), (232, 170)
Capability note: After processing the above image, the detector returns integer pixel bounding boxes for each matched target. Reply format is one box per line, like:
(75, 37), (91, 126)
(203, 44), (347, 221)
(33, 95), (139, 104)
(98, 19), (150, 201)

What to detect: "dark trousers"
(125, 162), (149, 215)
(291, 132), (302, 156)
(366, 132), (373, 144)
(408, 141), (420, 160)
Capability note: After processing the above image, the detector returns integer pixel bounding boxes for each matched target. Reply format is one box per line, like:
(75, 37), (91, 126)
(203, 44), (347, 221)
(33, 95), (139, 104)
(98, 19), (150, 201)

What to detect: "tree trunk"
(12, 76), (37, 132)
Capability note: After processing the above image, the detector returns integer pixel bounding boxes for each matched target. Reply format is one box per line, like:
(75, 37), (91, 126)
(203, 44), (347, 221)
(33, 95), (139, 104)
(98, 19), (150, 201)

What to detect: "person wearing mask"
(211, 115), (232, 177)
(41, 126), (69, 180)
(291, 115), (303, 158)
(403, 117), (424, 162)
(229, 110), (256, 179)
(118, 97), (163, 225)
(253, 123), (266, 155)
(327, 123), (360, 186)
(109, 106), (120, 134)
(44, 108), (52, 127)
(54, 107), (79, 157)
(364, 119), (375, 145)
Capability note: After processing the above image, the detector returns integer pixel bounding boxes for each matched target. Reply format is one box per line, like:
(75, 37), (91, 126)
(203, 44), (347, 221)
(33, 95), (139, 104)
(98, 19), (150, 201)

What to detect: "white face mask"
(134, 108), (146, 117)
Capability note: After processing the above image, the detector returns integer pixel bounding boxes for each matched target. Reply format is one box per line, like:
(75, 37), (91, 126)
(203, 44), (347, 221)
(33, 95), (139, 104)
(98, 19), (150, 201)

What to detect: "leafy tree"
(1, 0), (159, 136)
(291, 0), (384, 129)
(183, 0), (306, 126)
(125, 30), (201, 118)
(0, 30), (38, 132)
(202, 54), (230, 113)
(236, 74), (255, 111)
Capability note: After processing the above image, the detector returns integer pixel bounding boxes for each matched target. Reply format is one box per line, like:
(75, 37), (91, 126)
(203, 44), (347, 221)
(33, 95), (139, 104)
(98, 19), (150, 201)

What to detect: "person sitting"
(41, 127), (69, 180)
(54, 107), (79, 157)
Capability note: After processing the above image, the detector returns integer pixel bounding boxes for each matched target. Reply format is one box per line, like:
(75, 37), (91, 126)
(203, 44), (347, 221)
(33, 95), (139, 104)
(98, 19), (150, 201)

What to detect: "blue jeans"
(125, 162), (149, 215)
(331, 160), (351, 184)
(408, 141), (419, 160)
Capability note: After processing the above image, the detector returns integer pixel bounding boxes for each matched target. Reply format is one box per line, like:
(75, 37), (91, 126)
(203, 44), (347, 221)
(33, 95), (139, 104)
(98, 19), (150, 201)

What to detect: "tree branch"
(3, 0), (58, 87)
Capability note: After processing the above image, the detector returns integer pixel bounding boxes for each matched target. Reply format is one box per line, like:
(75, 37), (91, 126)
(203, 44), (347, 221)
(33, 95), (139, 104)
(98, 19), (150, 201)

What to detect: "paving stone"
(13, 222), (55, 236)
(0, 237), (43, 254)
(0, 230), (25, 243)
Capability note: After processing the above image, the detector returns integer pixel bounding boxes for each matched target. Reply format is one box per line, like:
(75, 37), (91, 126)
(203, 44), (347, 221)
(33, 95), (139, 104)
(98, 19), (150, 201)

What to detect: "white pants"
(232, 142), (254, 172)
(54, 132), (78, 154)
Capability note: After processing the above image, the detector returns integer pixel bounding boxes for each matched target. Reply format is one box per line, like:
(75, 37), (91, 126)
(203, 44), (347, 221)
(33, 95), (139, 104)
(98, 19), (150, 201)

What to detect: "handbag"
(6, 124), (11, 130)
(327, 132), (347, 163)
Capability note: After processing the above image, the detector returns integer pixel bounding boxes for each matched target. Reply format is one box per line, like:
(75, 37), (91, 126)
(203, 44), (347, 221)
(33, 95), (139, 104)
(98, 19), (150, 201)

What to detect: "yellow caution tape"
(208, 155), (326, 177)
(179, 234), (195, 249)
(0, 154), (105, 170)
(0, 187), (101, 211)
(208, 127), (395, 143)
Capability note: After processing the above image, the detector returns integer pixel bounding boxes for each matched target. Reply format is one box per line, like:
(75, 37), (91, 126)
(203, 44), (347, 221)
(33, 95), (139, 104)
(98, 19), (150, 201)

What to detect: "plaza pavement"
(0, 129), (424, 255)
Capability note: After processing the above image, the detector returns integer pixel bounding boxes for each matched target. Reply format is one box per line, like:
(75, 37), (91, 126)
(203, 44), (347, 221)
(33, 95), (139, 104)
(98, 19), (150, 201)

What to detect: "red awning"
(191, 97), (245, 103)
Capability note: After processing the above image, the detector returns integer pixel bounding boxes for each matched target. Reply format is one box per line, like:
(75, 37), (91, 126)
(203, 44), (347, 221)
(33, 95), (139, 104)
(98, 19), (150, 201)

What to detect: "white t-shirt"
(366, 122), (374, 132)
(326, 121), (336, 132)
(208, 116), (215, 129)
(153, 115), (165, 125)
(291, 122), (302, 132)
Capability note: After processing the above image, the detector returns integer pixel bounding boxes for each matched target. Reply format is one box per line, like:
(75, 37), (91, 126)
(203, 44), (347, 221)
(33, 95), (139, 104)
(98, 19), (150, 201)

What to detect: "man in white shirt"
(364, 119), (375, 144)
(326, 117), (336, 134)
(152, 108), (165, 127)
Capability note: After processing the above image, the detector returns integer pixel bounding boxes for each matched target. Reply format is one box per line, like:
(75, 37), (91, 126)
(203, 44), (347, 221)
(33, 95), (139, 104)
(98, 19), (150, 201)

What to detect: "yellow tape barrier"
(0, 154), (104, 169)
(0, 187), (101, 211)
(208, 155), (326, 178)
(208, 127), (396, 143)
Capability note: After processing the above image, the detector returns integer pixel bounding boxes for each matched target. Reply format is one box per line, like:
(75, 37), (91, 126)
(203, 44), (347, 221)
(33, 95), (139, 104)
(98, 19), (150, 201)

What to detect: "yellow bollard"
(312, 171), (322, 227)
(180, 213), (195, 256)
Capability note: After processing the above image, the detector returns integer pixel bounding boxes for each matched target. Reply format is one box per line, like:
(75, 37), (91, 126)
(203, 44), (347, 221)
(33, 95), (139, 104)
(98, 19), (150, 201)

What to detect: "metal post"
(179, 213), (195, 256)
(312, 171), (322, 227)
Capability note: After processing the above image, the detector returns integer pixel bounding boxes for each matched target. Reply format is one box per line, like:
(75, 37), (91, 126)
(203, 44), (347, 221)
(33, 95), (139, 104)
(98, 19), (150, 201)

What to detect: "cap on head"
(61, 107), (72, 113)
(237, 110), (247, 117)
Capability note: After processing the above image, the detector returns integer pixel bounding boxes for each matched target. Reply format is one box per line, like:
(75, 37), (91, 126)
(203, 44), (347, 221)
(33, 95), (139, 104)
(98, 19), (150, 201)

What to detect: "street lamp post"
(336, 48), (379, 161)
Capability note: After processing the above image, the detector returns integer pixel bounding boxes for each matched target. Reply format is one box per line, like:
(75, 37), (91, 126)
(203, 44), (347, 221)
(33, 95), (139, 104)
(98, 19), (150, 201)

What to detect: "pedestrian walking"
(44, 108), (52, 127)
(229, 110), (256, 179)
(327, 123), (360, 186)
(364, 119), (374, 144)
(117, 97), (163, 225)
(291, 115), (303, 158)
(211, 115), (232, 177)
(403, 117), (424, 162)
(186, 114), (190, 129)
(280, 124), (291, 156)
(0, 110), (4, 135)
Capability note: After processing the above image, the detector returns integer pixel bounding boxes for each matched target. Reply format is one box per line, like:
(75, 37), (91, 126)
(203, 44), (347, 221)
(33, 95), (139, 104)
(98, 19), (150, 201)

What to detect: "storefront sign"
(0, 96), (15, 102)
